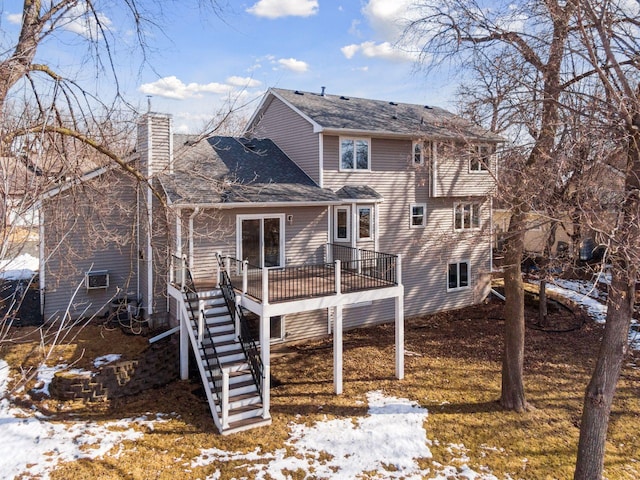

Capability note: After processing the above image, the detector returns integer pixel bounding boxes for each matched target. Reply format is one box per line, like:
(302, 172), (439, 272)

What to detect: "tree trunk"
(575, 109), (640, 479)
(501, 208), (527, 411)
(574, 270), (633, 479)
(538, 279), (548, 327)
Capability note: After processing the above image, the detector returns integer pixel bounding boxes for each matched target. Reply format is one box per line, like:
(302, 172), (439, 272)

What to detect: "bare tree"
(405, 0), (578, 411)
(569, 1), (640, 477)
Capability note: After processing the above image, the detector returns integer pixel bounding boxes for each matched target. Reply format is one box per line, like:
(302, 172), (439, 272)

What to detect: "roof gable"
(253, 88), (503, 143)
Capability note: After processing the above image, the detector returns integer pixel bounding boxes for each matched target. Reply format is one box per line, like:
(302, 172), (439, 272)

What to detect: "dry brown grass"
(1, 299), (639, 479)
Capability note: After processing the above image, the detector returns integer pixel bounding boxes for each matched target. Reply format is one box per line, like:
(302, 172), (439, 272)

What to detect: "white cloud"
(362, 0), (413, 41)
(226, 76), (262, 88)
(341, 44), (360, 60)
(139, 76), (233, 100)
(341, 41), (414, 62)
(7, 13), (22, 24)
(277, 58), (309, 73)
(247, 0), (318, 19)
(60, 4), (113, 40)
(341, 1), (421, 63)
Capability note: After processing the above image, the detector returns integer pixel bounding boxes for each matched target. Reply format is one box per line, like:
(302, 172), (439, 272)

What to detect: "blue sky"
(3, 0), (458, 134)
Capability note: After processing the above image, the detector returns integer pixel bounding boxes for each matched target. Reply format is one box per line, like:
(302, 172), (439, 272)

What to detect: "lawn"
(1, 296), (639, 479)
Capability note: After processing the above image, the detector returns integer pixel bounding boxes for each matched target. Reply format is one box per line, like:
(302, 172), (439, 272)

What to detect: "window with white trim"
(410, 203), (426, 227)
(448, 261), (470, 291)
(358, 206), (372, 240)
(270, 315), (284, 341)
(454, 202), (481, 231)
(334, 206), (351, 242)
(412, 140), (432, 166)
(340, 138), (370, 171)
(470, 145), (492, 172)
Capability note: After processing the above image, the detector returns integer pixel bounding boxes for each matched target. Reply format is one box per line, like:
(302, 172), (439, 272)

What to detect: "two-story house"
(39, 88), (502, 434)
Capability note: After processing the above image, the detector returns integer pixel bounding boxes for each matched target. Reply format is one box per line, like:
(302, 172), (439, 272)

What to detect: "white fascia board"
(169, 200), (344, 209)
(40, 153), (139, 200)
(336, 198), (384, 204)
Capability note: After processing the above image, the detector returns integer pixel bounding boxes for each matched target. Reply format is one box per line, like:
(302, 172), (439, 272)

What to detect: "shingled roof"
(159, 135), (341, 206)
(264, 88), (504, 143)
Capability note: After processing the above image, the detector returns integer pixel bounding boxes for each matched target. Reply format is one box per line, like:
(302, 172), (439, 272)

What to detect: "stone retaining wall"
(49, 337), (179, 402)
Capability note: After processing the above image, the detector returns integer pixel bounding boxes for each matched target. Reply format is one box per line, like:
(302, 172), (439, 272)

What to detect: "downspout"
(176, 208), (182, 259)
(318, 133), (324, 188)
(136, 182), (140, 309)
(188, 207), (200, 270)
(431, 141), (438, 197)
(489, 196), (494, 273)
(146, 183), (153, 317)
(38, 201), (45, 319)
(351, 202), (357, 249)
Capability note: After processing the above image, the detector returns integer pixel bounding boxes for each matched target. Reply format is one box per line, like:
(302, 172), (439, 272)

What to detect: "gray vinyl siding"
(434, 147), (498, 197)
(251, 97), (321, 185)
(323, 135), (492, 325)
(188, 205), (329, 282)
(282, 309), (327, 343)
(43, 170), (139, 322)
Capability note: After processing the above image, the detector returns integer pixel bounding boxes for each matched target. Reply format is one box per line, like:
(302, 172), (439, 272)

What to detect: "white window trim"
(410, 203), (427, 228)
(357, 206), (373, 240)
(270, 315), (285, 343)
(447, 260), (471, 292)
(454, 202), (482, 231)
(412, 141), (424, 166)
(235, 213), (286, 268)
(339, 137), (371, 172)
(334, 206), (351, 242)
(413, 140), (433, 167)
(469, 144), (492, 173)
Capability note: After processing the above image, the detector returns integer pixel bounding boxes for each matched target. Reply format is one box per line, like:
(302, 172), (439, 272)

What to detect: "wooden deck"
(227, 264), (396, 304)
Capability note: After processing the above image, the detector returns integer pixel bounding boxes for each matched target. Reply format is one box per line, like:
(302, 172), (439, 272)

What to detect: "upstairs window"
(340, 138), (370, 171)
(412, 141), (432, 166)
(410, 203), (426, 227)
(470, 145), (492, 172)
(454, 202), (481, 231)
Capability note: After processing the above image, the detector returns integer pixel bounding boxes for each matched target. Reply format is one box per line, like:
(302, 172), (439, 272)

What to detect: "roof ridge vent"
(389, 101), (398, 106)
(340, 96), (349, 100)
(424, 105), (433, 109)
(294, 90), (304, 95)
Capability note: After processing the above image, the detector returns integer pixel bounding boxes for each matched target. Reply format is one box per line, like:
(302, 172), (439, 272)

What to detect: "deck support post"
(395, 255), (404, 380)
(179, 311), (189, 380)
(261, 267), (271, 420)
(260, 311), (271, 420)
(242, 260), (248, 293)
(333, 304), (343, 394)
(215, 250), (222, 287)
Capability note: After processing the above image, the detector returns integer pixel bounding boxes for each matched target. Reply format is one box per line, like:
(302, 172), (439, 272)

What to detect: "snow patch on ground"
(0, 253), (38, 280)
(542, 277), (640, 350)
(94, 353), (122, 368)
(193, 390), (497, 479)
(0, 358), (168, 480)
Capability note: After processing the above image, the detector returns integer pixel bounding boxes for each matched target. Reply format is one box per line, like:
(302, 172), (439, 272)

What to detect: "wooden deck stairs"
(182, 287), (271, 435)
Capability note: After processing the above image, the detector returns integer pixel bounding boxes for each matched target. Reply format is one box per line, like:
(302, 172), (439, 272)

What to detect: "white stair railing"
(221, 369), (230, 429)
(197, 300), (205, 344)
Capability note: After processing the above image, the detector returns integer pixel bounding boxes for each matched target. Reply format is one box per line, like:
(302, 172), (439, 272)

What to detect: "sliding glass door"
(238, 215), (284, 268)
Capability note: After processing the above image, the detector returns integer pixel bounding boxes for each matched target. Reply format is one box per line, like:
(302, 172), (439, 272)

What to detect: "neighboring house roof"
(250, 88), (504, 143)
(160, 136), (342, 206)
